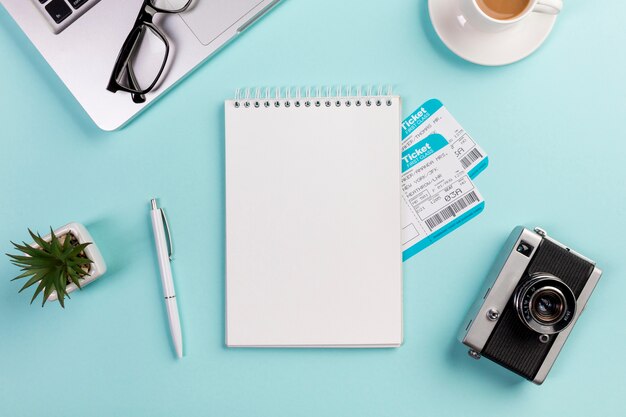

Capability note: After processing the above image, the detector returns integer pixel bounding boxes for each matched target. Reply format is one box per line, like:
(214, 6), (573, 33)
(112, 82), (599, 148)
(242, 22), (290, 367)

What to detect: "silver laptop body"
(0, 0), (281, 130)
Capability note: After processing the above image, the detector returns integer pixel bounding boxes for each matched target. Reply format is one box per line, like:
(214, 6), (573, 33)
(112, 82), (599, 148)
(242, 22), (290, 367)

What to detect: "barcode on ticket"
(460, 149), (483, 169)
(425, 191), (480, 231)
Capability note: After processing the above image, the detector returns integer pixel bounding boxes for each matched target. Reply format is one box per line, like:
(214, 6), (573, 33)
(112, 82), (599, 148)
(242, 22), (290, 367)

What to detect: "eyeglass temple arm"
(126, 61), (147, 103)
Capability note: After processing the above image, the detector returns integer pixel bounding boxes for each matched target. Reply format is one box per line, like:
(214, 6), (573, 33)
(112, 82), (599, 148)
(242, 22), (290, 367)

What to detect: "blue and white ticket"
(401, 133), (485, 261)
(402, 99), (488, 179)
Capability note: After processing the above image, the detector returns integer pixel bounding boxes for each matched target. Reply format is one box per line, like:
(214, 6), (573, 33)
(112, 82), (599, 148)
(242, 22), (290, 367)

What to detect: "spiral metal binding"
(233, 85), (394, 108)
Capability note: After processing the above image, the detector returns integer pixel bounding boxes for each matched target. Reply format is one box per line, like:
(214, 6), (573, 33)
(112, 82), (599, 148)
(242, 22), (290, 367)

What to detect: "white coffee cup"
(460, 0), (563, 32)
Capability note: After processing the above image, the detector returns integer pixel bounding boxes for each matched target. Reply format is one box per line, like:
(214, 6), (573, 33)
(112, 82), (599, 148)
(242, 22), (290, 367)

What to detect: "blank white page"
(225, 95), (402, 347)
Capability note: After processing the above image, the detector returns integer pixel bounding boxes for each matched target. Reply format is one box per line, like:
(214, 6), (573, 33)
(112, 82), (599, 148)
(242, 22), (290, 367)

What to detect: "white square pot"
(31, 222), (107, 302)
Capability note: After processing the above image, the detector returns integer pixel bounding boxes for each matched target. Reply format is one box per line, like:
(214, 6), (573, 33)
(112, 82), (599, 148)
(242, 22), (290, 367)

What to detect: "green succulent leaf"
(42, 283), (55, 307)
(53, 271), (66, 308)
(66, 243), (92, 259)
(7, 228), (94, 308)
(11, 269), (42, 281)
(10, 242), (55, 259)
(30, 280), (47, 305)
(68, 258), (93, 266)
(8, 254), (61, 268)
(28, 229), (52, 252)
(48, 231), (62, 258)
(67, 268), (83, 289)
(62, 234), (72, 251)
(18, 271), (50, 292)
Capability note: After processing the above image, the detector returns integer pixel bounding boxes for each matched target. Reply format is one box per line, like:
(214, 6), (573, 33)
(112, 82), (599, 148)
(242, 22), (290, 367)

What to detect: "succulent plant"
(7, 229), (93, 308)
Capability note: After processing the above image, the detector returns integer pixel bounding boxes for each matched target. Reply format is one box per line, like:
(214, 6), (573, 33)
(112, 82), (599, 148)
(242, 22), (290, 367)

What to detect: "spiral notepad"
(225, 86), (403, 347)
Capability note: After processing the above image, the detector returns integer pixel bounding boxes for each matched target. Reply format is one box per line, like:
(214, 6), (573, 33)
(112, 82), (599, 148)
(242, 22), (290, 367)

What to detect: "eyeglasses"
(106, 0), (192, 104)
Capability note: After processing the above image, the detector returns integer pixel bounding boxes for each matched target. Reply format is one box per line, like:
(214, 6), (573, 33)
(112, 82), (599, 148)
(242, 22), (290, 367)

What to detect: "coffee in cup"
(460, 0), (563, 33)
(475, 0), (531, 20)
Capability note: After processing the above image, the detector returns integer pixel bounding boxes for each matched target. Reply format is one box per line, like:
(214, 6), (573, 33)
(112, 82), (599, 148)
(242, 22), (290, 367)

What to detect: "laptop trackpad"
(176, 0), (264, 46)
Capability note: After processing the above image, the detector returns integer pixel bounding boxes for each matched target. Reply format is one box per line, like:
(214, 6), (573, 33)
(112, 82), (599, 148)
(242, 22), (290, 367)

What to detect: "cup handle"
(533, 0), (563, 15)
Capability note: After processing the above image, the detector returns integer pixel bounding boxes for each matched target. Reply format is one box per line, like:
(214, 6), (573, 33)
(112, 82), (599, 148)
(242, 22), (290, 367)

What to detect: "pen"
(150, 198), (183, 359)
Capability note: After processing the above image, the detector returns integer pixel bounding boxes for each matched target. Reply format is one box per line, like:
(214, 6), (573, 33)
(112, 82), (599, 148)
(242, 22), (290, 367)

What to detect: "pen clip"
(160, 208), (174, 261)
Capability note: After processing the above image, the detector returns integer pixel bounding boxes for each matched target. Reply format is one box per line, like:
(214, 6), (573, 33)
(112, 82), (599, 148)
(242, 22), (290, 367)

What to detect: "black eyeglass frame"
(106, 0), (192, 103)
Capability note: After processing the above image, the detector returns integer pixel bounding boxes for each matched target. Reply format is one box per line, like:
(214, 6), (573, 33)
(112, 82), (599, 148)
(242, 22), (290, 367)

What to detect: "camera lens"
(530, 288), (565, 324)
(514, 274), (577, 335)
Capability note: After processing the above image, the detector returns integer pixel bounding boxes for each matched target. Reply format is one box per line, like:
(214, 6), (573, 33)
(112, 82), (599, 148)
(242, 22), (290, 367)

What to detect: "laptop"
(0, 0), (281, 130)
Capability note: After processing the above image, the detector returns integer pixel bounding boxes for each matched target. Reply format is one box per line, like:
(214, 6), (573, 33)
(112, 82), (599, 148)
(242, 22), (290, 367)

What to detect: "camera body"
(459, 226), (602, 384)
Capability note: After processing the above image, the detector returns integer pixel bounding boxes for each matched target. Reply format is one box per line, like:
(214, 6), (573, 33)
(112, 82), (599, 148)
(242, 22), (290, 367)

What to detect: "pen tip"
(150, 198), (158, 210)
(175, 338), (183, 359)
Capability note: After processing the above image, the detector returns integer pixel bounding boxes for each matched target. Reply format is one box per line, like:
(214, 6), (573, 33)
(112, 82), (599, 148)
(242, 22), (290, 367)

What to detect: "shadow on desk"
(86, 216), (142, 287)
(446, 336), (526, 388)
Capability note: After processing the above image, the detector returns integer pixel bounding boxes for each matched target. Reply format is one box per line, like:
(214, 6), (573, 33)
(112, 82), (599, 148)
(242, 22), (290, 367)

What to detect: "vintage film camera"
(459, 226), (602, 384)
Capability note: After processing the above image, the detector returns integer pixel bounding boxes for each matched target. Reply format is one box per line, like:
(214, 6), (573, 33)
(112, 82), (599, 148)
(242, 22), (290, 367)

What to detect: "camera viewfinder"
(516, 241), (534, 257)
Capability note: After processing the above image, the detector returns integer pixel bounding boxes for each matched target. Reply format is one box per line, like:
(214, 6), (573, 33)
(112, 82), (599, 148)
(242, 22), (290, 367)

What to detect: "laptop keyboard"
(32, 0), (101, 34)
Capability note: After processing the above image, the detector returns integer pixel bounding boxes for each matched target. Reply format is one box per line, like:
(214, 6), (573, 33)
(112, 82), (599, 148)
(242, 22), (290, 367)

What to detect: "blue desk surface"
(1, 1), (624, 416)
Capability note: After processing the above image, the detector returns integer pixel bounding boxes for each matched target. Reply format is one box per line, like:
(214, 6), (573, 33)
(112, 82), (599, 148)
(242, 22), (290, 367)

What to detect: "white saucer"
(428, 0), (558, 66)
